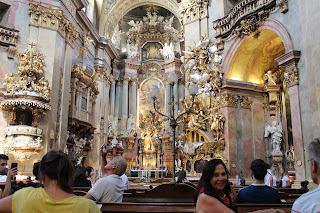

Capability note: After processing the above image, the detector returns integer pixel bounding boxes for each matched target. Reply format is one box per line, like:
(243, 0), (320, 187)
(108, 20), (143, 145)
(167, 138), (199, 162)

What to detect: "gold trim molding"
(29, 3), (78, 45)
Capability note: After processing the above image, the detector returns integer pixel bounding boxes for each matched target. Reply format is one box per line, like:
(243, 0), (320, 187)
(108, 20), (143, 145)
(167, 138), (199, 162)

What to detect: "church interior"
(0, 0), (319, 191)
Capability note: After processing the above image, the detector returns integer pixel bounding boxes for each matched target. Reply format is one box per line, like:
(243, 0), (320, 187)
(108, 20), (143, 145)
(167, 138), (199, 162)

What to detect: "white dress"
(281, 175), (290, 187)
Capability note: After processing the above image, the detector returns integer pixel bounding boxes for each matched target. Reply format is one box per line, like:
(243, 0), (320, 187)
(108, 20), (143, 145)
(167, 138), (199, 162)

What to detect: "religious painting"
(139, 78), (165, 135)
(141, 42), (163, 61)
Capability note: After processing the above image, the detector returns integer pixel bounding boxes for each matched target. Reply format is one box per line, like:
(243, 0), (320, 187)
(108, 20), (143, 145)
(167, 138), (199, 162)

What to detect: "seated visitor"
(0, 150), (100, 213)
(292, 138), (320, 212)
(73, 166), (92, 187)
(26, 162), (41, 188)
(195, 159), (237, 212)
(177, 170), (189, 183)
(86, 166), (96, 186)
(0, 154), (17, 199)
(264, 163), (273, 187)
(120, 173), (130, 190)
(280, 167), (291, 188)
(237, 159), (281, 204)
(84, 147), (127, 202)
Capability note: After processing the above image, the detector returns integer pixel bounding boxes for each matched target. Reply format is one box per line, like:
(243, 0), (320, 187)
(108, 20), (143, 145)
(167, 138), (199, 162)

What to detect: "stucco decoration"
(101, 0), (179, 37)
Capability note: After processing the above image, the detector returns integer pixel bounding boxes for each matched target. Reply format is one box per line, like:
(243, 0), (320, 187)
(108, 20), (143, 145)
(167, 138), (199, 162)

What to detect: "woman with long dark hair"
(73, 166), (92, 187)
(195, 159), (284, 213)
(0, 150), (100, 213)
(195, 159), (236, 213)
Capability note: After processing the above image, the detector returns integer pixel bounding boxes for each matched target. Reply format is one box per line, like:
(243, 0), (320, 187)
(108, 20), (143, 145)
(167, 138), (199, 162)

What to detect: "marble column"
(178, 81), (185, 111)
(174, 83), (178, 117)
(122, 77), (129, 133)
(114, 79), (122, 135)
(165, 81), (171, 117)
(109, 79), (116, 122)
(129, 79), (138, 118)
(220, 94), (238, 177)
(276, 50), (305, 180)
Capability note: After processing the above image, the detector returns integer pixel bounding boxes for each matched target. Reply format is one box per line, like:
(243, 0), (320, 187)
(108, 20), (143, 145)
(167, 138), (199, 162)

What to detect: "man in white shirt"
(84, 149), (127, 203)
(120, 174), (130, 190)
(291, 138), (320, 213)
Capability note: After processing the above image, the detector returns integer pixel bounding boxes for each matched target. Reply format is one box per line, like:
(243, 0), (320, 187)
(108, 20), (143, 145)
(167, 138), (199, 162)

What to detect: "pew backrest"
(236, 203), (293, 213)
(99, 202), (195, 213)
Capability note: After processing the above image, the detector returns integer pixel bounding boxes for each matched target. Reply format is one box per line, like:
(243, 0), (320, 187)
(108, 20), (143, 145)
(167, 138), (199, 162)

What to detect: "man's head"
(308, 138), (320, 184)
(0, 154), (9, 174)
(105, 156), (127, 176)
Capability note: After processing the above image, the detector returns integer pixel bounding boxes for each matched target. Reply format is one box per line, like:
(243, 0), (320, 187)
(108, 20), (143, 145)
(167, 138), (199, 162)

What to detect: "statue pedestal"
(272, 152), (283, 165)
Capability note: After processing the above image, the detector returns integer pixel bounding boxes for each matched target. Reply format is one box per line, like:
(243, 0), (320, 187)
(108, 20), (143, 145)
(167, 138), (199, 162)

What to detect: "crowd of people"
(0, 137), (319, 212)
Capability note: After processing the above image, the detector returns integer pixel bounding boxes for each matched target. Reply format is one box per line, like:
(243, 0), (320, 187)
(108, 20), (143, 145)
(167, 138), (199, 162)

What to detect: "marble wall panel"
(241, 107), (253, 178)
(184, 21), (200, 52)
(252, 102), (266, 161)
(221, 106), (237, 177)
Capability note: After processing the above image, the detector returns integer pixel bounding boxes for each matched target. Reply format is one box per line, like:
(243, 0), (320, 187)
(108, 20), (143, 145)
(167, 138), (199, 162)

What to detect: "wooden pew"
(236, 203), (293, 213)
(73, 187), (91, 196)
(99, 202), (195, 213)
(123, 183), (195, 203)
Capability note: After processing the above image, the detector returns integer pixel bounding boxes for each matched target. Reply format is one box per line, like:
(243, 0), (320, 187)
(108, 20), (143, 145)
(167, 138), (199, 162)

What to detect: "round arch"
(139, 76), (164, 90)
(222, 18), (294, 82)
(100, 0), (179, 37)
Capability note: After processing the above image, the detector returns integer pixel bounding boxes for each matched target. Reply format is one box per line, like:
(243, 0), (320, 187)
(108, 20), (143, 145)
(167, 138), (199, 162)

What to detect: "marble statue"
(111, 29), (122, 49)
(127, 42), (139, 59)
(126, 114), (136, 137)
(163, 16), (174, 31)
(160, 42), (175, 61)
(110, 136), (118, 148)
(264, 121), (283, 154)
(128, 20), (143, 32)
(108, 120), (115, 136)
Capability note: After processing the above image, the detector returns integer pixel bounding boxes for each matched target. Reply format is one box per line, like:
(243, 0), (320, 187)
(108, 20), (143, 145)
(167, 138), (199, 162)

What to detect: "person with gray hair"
(291, 138), (320, 213)
(84, 153), (127, 203)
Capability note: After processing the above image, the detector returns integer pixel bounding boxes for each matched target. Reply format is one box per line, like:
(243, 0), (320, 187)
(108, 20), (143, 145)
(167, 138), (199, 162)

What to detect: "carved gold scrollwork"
(284, 67), (299, 87)
(240, 96), (252, 108)
(220, 94), (238, 107)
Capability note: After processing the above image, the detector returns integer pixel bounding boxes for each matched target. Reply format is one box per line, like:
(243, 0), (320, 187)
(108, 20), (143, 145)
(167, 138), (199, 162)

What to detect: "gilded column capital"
(29, 3), (78, 46)
(129, 78), (139, 87)
(240, 96), (252, 109)
(122, 76), (130, 83)
(284, 67), (299, 87)
(220, 94), (238, 108)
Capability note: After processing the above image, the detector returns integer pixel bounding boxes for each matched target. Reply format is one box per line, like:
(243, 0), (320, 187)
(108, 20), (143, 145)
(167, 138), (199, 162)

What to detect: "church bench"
(236, 203), (293, 213)
(99, 202), (195, 213)
(72, 187), (91, 196)
(122, 183), (195, 203)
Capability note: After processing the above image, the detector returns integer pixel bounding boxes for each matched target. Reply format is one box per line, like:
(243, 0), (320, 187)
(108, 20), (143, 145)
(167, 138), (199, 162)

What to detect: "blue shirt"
(237, 184), (281, 204)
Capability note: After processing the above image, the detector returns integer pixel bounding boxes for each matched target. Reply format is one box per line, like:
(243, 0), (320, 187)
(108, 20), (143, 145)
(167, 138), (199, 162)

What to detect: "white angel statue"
(264, 121), (283, 154)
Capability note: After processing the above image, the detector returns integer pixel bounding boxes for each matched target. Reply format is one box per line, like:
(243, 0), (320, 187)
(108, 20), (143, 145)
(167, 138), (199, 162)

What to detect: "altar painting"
(139, 78), (165, 133)
(141, 42), (163, 61)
